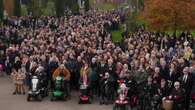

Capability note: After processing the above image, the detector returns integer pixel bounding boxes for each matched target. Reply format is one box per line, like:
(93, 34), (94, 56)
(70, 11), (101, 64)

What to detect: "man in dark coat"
(159, 60), (169, 80)
(48, 58), (59, 89)
(66, 55), (77, 90)
(180, 67), (193, 110)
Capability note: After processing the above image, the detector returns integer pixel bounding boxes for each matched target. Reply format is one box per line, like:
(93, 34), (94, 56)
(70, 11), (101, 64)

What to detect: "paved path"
(0, 76), (112, 110)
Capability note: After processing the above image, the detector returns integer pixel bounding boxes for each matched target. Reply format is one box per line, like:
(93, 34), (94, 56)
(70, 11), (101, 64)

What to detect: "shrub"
(21, 5), (28, 16)
(42, 1), (56, 16)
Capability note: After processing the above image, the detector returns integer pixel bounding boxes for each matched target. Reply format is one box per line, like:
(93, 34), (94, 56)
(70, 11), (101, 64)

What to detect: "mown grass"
(111, 26), (124, 43)
(166, 30), (195, 38)
(99, 3), (118, 11)
(192, 31), (195, 37)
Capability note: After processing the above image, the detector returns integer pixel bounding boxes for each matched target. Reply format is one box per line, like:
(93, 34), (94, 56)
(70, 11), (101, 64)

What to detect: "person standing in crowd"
(144, 76), (158, 98)
(158, 79), (169, 100)
(49, 55), (59, 89)
(119, 64), (129, 79)
(75, 56), (83, 90)
(5, 56), (12, 75)
(90, 57), (99, 96)
(66, 54), (77, 90)
(13, 57), (22, 72)
(159, 59), (169, 79)
(11, 69), (18, 95)
(80, 62), (91, 87)
(166, 63), (178, 89)
(169, 82), (185, 110)
(16, 69), (26, 95)
(152, 67), (162, 85)
(106, 58), (117, 91)
(180, 67), (193, 110)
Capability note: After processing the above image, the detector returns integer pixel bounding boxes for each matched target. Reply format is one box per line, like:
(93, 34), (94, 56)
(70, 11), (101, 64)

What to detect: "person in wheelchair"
(35, 66), (48, 92)
(78, 62), (92, 104)
(53, 64), (71, 98)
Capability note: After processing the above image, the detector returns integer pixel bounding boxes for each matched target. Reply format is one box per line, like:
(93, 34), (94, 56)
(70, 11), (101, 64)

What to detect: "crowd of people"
(0, 9), (195, 110)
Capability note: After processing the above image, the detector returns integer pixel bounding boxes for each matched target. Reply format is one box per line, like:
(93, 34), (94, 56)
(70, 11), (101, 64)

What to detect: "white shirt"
(183, 75), (188, 83)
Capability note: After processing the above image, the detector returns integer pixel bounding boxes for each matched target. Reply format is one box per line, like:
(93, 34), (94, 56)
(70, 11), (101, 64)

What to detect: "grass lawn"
(99, 3), (118, 11)
(192, 31), (195, 37)
(97, 2), (129, 11)
(166, 31), (195, 37)
(111, 26), (124, 43)
(166, 31), (182, 38)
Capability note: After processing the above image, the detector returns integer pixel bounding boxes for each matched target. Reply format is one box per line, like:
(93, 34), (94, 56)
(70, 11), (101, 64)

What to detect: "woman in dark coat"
(13, 56), (22, 72)
(158, 79), (169, 97)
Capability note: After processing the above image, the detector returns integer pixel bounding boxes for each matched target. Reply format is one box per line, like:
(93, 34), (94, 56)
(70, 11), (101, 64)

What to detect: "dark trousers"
(5, 66), (12, 75)
(173, 101), (183, 110)
(64, 81), (70, 97)
(70, 72), (76, 90)
(184, 95), (190, 110)
(26, 74), (31, 87)
(100, 82), (115, 103)
(91, 80), (99, 96)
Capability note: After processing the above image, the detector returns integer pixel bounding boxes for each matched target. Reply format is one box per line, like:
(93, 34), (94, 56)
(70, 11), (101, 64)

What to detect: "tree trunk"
(14, 0), (21, 17)
(32, 0), (41, 17)
(0, 0), (3, 20)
